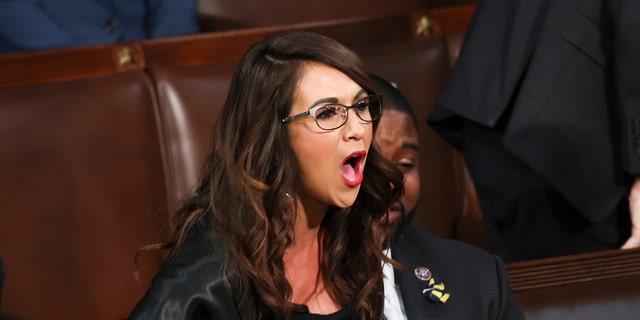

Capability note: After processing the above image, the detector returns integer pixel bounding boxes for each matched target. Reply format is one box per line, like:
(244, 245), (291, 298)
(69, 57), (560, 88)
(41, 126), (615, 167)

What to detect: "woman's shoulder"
(168, 220), (226, 266)
(128, 222), (241, 319)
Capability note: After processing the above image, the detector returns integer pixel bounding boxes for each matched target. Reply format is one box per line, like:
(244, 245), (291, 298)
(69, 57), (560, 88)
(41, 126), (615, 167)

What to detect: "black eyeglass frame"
(281, 94), (382, 130)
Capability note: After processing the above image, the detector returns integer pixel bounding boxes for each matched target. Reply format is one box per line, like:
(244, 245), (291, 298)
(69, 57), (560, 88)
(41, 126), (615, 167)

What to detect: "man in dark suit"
(373, 74), (523, 319)
(428, 0), (640, 262)
(0, 0), (199, 54)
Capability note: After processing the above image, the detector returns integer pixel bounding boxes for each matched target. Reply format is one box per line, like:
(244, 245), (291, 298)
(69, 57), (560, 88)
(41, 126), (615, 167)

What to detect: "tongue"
(340, 163), (357, 179)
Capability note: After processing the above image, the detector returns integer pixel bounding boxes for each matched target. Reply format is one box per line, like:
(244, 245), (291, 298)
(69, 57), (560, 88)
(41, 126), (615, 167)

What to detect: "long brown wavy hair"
(169, 31), (404, 320)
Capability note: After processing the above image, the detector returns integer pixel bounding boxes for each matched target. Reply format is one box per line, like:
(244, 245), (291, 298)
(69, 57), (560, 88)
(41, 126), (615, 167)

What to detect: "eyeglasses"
(282, 94), (382, 130)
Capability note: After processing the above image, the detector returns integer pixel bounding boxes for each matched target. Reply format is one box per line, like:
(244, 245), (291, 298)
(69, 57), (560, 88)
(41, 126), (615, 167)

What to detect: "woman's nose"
(341, 108), (366, 140)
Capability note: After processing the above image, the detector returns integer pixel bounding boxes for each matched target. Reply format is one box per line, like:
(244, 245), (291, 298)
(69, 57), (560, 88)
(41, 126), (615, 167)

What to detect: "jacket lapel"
(392, 237), (444, 319)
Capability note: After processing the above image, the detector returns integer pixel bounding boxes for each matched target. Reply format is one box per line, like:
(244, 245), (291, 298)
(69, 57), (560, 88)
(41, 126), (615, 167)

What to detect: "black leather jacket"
(128, 223), (244, 319)
(128, 223), (355, 320)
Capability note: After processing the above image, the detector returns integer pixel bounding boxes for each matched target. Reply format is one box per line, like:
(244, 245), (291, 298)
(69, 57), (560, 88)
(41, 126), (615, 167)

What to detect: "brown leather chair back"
(150, 63), (237, 215)
(0, 71), (167, 319)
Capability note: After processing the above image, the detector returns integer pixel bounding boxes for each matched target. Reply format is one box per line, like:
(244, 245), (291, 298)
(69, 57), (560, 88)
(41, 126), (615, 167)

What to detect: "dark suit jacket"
(0, 0), (198, 54)
(392, 227), (524, 319)
(429, 0), (640, 223)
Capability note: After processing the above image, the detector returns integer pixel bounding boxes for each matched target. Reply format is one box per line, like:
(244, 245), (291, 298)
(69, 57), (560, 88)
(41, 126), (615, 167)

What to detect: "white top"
(382, 248), (409, 320)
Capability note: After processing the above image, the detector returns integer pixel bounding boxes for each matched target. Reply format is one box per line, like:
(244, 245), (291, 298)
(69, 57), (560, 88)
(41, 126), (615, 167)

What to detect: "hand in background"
(621, 177), (640, 249)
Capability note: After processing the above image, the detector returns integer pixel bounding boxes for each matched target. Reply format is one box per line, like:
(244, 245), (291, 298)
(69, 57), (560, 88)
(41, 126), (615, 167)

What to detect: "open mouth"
(340, 151), (366, 187)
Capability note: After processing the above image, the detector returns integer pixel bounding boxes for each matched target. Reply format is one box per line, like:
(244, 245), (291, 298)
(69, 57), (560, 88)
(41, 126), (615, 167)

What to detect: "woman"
(372, 74), (524, 319)
(129, 32), (404, 319)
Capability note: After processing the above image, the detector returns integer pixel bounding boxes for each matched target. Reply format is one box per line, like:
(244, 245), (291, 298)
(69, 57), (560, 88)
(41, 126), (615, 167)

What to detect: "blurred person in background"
(372, 74), (523, 320)
(0, 0), (199, 54)
(429, 0), (640, 262)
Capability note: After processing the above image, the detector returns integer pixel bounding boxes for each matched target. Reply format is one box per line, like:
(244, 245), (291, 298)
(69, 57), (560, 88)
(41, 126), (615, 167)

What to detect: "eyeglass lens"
(314, 95), (381, 130)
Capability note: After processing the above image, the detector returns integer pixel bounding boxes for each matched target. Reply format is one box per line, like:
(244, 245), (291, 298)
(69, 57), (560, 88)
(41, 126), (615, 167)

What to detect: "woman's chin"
(332, 195), (358, 208)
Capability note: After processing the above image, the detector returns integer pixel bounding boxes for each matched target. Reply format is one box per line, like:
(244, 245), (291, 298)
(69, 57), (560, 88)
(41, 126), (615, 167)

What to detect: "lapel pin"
(414, 266), (432, 281)
(415, 266), (450, 303)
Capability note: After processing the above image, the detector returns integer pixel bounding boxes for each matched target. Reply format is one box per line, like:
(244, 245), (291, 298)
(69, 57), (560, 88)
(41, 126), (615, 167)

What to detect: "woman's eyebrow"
(353, 88), (367, 101)
(309, 88), (367, 108)
(309, 97), (339, 108)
